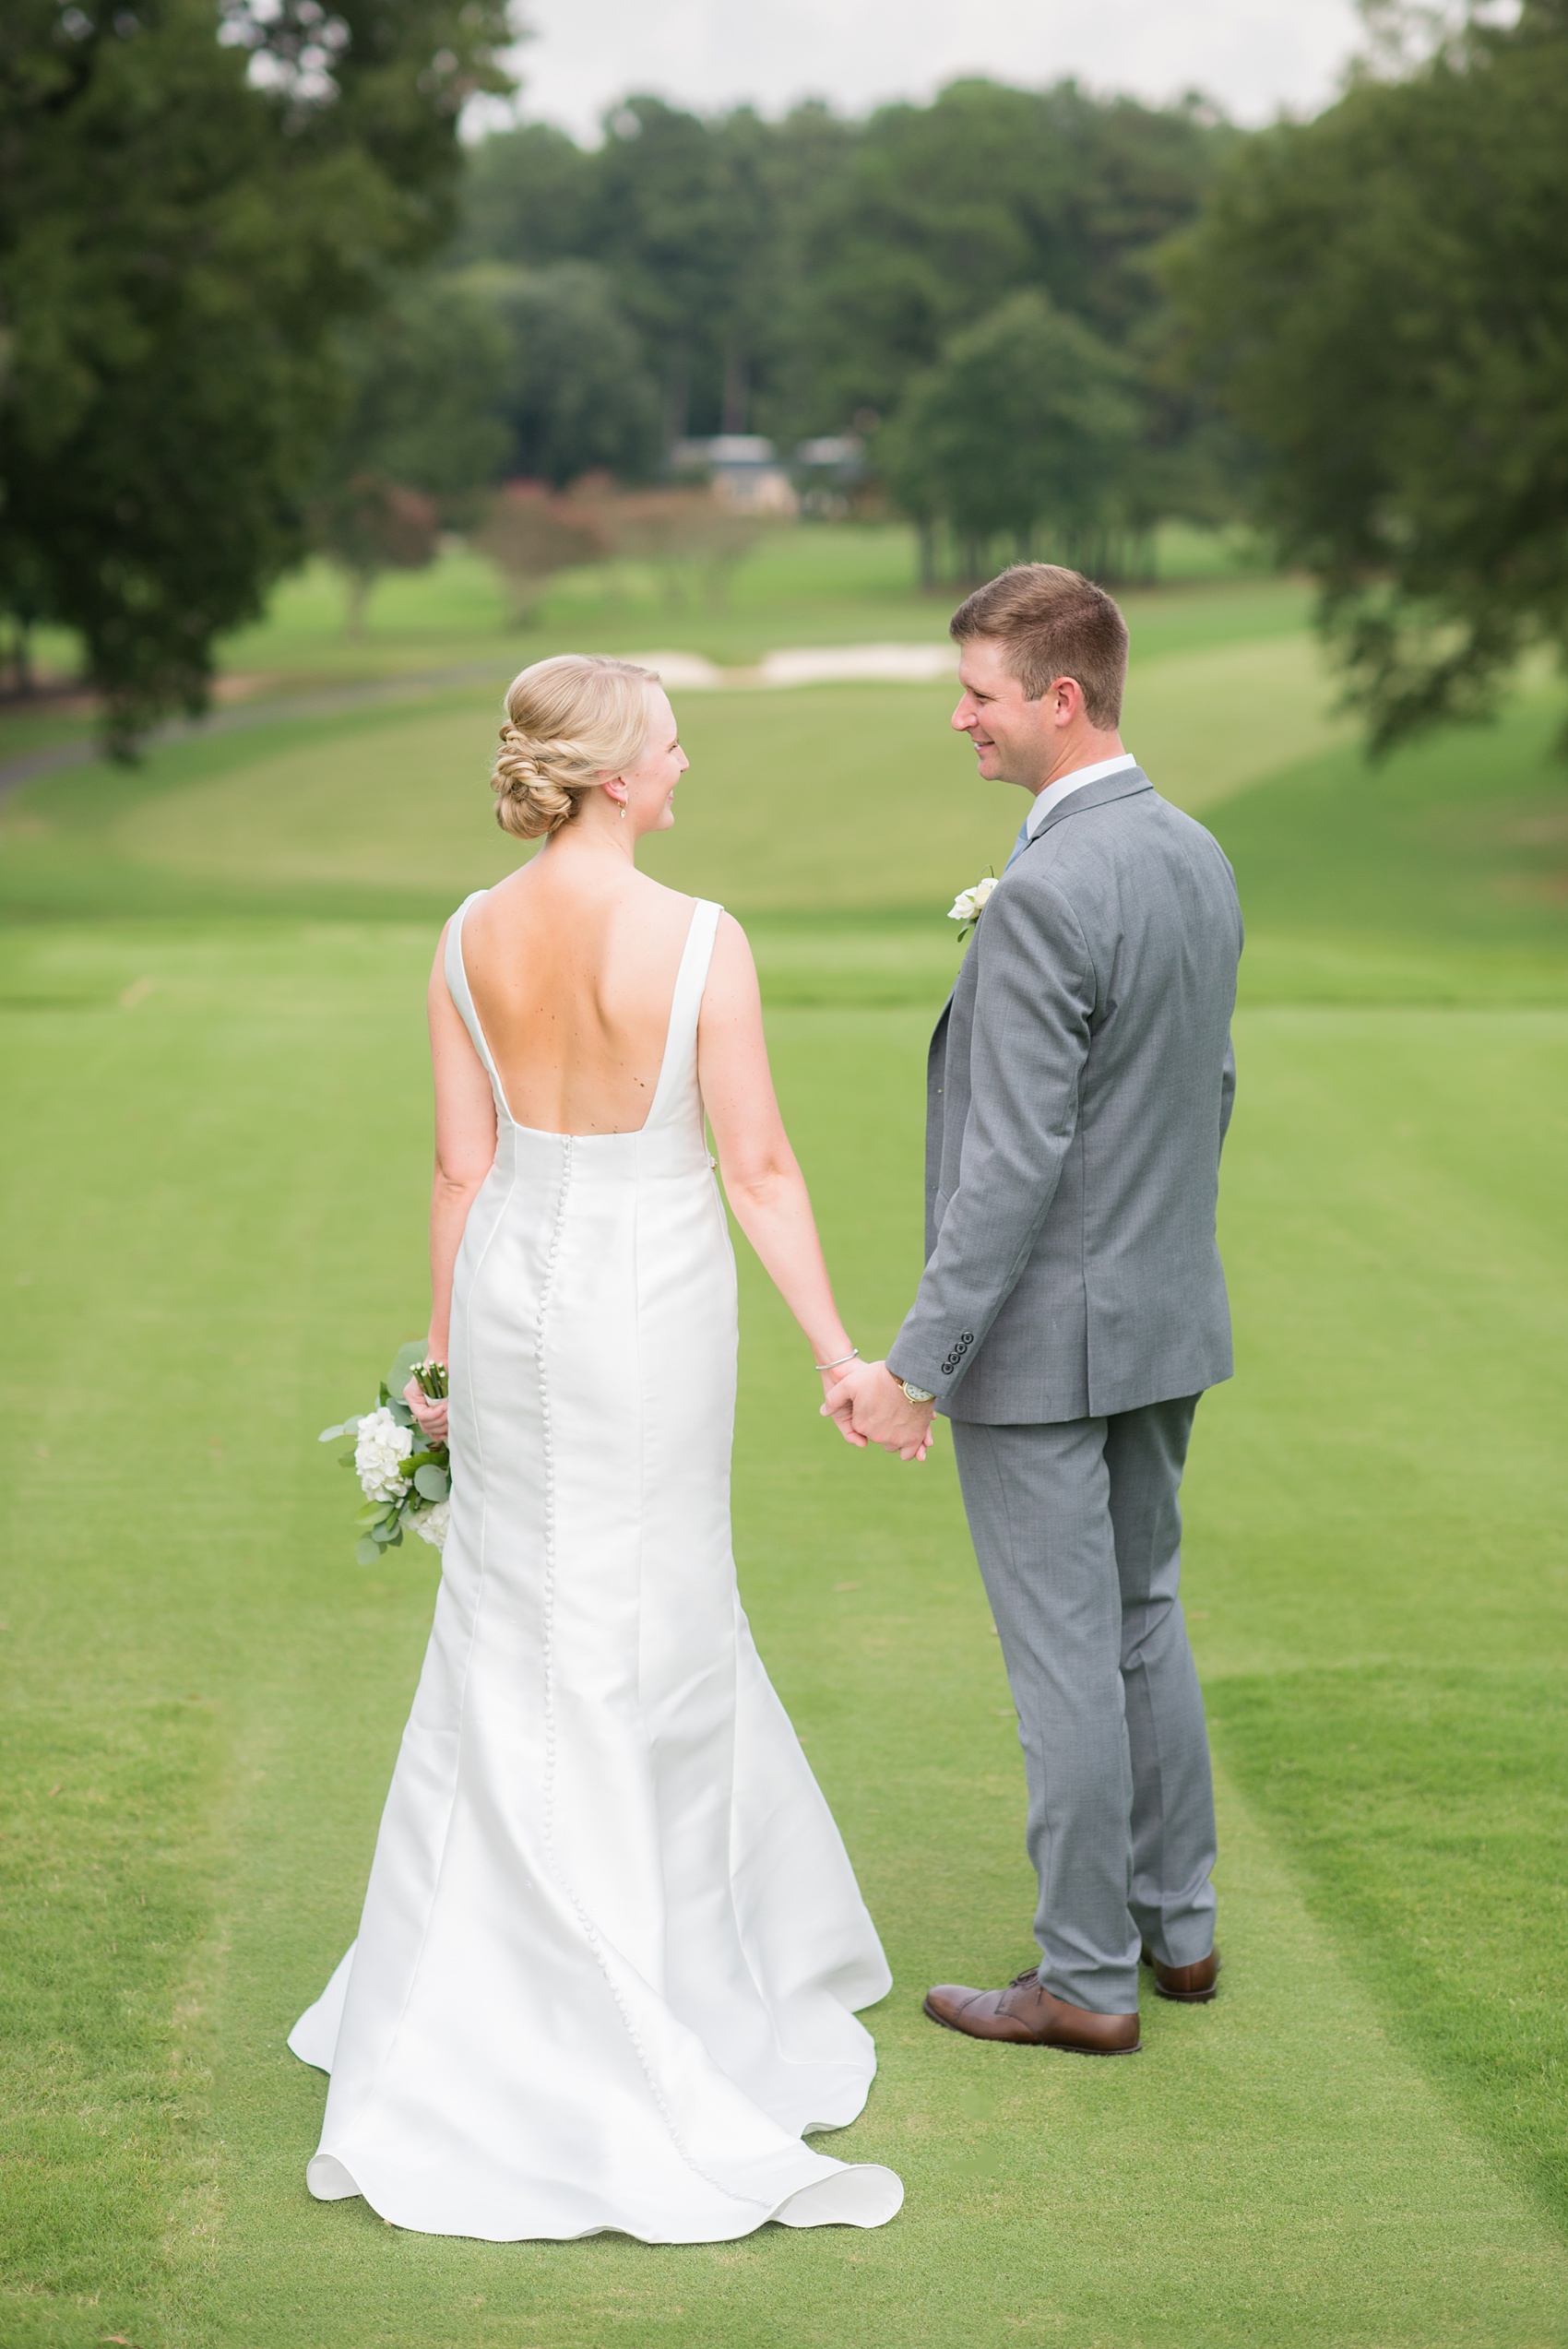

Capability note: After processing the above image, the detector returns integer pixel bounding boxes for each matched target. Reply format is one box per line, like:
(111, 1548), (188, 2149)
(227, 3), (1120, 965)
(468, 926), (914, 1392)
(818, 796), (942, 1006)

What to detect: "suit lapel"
(936, 769), (1150, 1038)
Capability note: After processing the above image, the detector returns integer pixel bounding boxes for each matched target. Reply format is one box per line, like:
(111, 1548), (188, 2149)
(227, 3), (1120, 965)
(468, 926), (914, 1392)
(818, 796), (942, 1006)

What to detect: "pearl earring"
(618, 798), (627, 820)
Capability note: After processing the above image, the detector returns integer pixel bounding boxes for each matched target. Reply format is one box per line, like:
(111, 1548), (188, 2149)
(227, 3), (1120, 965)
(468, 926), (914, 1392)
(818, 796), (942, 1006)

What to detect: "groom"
(826, 564), (1241, 2054)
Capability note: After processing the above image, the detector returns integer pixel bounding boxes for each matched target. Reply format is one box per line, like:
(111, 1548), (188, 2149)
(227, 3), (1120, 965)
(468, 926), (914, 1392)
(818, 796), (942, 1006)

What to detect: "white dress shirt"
(1025, 751), (1139, 837)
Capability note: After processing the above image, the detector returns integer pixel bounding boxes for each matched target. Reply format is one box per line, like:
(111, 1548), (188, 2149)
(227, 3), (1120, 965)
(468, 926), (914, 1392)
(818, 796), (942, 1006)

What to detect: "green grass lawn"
(2, 578), (1566, 2347)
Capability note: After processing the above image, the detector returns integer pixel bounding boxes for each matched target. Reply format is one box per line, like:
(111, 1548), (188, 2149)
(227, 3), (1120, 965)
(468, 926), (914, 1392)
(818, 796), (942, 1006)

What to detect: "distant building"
(792, 433), (867, 518)
(670, 435), (800, 516)
(795, 434), (866, 478)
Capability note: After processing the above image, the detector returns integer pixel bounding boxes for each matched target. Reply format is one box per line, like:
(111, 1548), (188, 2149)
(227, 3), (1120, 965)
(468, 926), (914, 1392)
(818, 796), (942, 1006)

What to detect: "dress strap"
(445, 892), (509, 1116)
(644, 900), (722, 1129)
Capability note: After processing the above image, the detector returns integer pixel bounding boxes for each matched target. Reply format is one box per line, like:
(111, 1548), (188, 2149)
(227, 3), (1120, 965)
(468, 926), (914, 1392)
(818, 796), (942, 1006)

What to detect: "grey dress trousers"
(887, 767), (1242, 2013)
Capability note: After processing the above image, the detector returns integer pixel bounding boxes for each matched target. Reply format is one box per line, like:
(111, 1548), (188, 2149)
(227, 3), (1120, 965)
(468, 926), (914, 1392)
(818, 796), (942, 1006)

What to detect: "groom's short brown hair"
(950, 564), (1129, 727)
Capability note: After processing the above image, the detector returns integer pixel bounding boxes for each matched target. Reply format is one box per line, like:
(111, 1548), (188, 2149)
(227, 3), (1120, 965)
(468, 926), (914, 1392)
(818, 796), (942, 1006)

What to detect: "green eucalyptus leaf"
(355, 1536), (381, 1566)
(414, 1465), (449, 1501)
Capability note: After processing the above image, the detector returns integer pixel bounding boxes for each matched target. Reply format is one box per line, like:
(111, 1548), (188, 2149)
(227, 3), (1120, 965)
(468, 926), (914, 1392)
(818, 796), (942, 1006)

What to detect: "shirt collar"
(1025, 751), (1139, 837)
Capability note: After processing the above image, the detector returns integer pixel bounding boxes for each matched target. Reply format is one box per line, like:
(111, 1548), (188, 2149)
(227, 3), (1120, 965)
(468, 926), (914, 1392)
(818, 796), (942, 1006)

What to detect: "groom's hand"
(821, 1360), (936, 1462)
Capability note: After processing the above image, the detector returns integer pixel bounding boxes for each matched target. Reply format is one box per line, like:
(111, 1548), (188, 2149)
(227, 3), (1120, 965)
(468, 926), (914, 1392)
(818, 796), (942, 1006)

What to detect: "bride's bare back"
(461, 859), (696, 1137)
(419, 650), (919, 1456)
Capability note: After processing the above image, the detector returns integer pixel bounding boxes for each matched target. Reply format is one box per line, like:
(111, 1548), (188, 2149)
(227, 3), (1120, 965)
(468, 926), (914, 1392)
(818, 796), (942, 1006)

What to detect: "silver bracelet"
(814, 1347), (861, 1372)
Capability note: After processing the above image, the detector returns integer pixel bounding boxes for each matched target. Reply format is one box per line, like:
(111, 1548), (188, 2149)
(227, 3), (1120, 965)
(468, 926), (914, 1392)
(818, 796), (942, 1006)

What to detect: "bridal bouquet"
(319, 1343), (450, 1563)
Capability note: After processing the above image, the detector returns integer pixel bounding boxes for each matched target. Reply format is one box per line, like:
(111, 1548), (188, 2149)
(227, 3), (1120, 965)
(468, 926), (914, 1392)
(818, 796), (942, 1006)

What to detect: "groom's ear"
(1043, 675), (1085, 726)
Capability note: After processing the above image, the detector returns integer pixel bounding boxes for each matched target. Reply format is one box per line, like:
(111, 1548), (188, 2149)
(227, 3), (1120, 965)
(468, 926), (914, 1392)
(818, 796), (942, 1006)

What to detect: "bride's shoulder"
(631, 872), (696, 910)
(704, 911), (758, 1010)
(441, 884), (492, 935)
(431, 886), (486, 967)
(628, 872), (717, 938)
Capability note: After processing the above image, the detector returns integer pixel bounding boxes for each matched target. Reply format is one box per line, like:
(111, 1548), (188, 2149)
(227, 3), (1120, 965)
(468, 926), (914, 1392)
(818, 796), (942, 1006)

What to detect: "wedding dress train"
(289, 893), (902, 2242)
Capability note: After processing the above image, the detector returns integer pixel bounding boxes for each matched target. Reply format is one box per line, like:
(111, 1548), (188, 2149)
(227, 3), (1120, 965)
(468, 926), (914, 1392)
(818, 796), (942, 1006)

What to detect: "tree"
(471, 481), (608, 621)
(0, 0), (513, 752)
(879, 291), (1141, 580)
(577, 484), (772, 611)
(1168, 0), (1568, 750)
(449, 119), (595, 268)
(308, 271), (510, 628)
(473, 262), (662, 487)
(452, 78), (1233, 500)
(311, 475), (439, 636)
(328, 274), (512, 509)
(578, 96), (778, 446)
(787, 78), (1230, 434)
(454, 96), (857, 445)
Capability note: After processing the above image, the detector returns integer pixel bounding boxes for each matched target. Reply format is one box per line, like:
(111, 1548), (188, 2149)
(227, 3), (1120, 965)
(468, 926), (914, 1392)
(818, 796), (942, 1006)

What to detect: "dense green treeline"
(424, 80), (1245, 587)
(454, 81), (1233, 450)
(6, 3), (1568, 755)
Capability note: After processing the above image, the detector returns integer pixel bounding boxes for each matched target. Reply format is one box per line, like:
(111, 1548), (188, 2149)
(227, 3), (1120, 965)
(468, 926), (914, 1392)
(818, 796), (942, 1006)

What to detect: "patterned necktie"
(1004, 814), (1032, 872)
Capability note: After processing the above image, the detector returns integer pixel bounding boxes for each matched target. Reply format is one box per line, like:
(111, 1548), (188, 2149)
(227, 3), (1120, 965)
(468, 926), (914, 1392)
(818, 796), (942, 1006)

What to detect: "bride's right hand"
(404, 1377), (449, 1444)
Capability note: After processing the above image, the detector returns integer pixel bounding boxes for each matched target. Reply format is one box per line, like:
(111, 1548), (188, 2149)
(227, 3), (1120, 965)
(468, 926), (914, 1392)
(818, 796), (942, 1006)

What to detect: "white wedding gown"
(290, 893), (903, 2242)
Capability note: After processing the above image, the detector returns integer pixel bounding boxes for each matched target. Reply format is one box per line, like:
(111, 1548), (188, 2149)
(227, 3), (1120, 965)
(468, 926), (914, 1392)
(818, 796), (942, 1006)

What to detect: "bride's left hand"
(820, 1369), (869, 1447)
(821, 1358), (936, 1462)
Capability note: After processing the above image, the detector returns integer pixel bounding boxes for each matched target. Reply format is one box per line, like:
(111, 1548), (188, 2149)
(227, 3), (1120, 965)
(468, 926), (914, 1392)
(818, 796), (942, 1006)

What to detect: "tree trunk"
(917, 520), (937, 590)
(720, 343), (749, 435)
(345, 568), (374, 639)
(658, 560), (687, 614)
(4, 620), (34, 695)
(662, 346), (691, 453)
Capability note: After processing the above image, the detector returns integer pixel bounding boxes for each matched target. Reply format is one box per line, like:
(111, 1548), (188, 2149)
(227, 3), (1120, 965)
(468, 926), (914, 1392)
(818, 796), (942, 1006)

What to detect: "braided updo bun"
(491, 654), (659, 839)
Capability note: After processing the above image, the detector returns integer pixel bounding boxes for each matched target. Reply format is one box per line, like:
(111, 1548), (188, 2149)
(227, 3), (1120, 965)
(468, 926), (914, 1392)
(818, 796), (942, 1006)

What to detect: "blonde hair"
(491, 654), (659, 839)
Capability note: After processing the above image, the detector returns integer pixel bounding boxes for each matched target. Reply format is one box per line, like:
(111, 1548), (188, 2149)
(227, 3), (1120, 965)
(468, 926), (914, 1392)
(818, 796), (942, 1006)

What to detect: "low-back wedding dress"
(289, 890), (903, 2242)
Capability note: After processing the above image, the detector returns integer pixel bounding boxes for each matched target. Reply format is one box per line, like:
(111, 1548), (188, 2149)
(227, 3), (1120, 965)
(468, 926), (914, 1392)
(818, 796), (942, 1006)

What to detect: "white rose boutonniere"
(948, 871), (998, 943)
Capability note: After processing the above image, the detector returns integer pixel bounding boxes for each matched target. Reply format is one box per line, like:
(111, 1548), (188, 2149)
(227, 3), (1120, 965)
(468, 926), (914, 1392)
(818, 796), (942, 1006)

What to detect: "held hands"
(820, 1358), (936, 1463)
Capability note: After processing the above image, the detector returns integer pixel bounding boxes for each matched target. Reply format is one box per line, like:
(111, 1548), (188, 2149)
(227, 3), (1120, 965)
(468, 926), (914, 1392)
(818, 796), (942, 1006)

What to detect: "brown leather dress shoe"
(1139, 1945), (1221, 2002)
(923, 1966), (1140, 2054)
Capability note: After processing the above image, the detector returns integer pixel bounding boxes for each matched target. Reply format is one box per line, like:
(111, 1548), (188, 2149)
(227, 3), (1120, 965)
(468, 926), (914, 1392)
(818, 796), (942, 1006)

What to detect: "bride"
(289, 654), (906, 2242)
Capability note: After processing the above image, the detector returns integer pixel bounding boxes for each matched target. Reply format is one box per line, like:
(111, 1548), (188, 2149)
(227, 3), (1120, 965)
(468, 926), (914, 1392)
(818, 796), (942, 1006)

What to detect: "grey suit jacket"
(887, 766), (1241, 1424)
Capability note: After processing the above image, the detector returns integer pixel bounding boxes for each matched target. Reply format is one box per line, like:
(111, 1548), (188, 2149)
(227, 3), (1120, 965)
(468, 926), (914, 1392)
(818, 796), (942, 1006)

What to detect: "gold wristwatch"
(897, 1377), (935, 1405)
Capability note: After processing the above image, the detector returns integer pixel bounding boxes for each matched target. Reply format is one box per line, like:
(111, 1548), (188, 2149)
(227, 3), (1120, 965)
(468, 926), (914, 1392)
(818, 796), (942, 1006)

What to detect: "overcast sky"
(501, 0), (1367, 140)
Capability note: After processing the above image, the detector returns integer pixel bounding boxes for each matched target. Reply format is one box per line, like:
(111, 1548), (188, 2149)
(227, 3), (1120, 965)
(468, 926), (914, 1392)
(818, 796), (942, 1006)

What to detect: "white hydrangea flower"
(415, 1501), (450, 1550)
(355, 1406), (413, 1502)
(948, 873), (999, 925)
